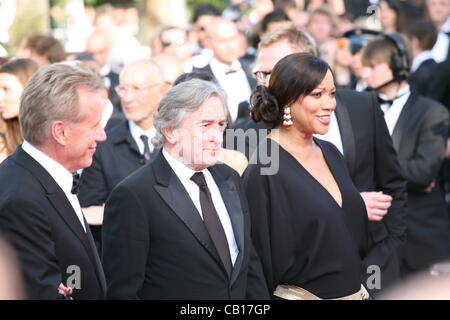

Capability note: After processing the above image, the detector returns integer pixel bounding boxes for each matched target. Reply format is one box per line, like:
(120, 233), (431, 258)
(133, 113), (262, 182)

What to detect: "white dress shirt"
(379, 85), (411, 136)
(128, 120), (156, 155)
(162, 148), (239, 265)
(432, 17), (450, 63)
(411, 50), (435, 73)
(21, 141), (87, 232)
(210, 58), (252, 122)
(315, 112), (344, 155)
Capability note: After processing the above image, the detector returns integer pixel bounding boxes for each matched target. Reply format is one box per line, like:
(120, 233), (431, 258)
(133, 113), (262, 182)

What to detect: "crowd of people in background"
(1, 0), (450, 300)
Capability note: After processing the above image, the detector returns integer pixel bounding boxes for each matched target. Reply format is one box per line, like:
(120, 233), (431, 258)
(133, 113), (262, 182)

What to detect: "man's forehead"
(193, 97), (226, 119)
(258, 40), (297, 70)
(120, 65), (161, 83)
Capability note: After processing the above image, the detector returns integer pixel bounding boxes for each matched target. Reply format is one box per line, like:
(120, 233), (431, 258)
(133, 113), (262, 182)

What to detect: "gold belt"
(273, 284), (370, 300)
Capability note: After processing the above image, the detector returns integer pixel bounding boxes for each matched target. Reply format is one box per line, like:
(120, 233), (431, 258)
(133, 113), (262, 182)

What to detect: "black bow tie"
(377, 96), (394, 107)
(225, 69), (239, 75)
(71, 172), (81, 195)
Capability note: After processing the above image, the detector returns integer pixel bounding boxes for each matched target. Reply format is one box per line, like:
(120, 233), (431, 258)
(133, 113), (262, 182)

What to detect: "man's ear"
(163, 126), (178, 145)
(51, 121), (68, 146)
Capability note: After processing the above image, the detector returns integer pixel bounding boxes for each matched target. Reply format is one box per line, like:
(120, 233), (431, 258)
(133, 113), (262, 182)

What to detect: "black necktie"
(140, 135), (151, 162)
(71, 172), (80, 195)
(190, 172), (232, 276)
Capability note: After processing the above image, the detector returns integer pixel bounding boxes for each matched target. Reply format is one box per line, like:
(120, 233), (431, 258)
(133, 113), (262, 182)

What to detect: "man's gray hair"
(19, 63), (105, 146)
(152, 79), (228, 148)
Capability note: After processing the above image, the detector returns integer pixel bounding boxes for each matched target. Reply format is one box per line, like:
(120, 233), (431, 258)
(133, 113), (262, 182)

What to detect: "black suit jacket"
(430, 59), (450, 115)
(391, 93), (450, 271)
(0, 147), (106, 299)
(408, 59), (438, 97)
(334, 90), (408, 294)
(78, 120), (156, 207)
(104, 71), (124, 121)
(101, 151), (269, 299)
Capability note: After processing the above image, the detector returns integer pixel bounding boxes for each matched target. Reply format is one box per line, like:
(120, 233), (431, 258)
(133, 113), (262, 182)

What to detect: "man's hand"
(360, 191), (393, 221)
(416, 181), (436, 193)
(58, 283), (73, 298)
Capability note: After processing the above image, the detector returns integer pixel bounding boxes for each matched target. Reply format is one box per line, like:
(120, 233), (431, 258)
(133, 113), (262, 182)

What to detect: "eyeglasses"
(253, 71), (271, 84)
(114, 83), (163, 97)
(161, 38), (188, 48)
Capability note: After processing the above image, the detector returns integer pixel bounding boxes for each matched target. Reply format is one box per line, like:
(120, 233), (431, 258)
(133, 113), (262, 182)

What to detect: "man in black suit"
(78, 59), (169, 249)
(361, 35), (450, 276)
(0, 64), (107, 299)
(233, 24), (407, 297)
(406, 20), (438, 97)
(102, 79), (269, 299)
(193, 17), (256, 124)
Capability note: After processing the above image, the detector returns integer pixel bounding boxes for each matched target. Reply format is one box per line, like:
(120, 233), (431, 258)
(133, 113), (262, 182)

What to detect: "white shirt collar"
(379, 84), (411, 135)
(128, 120), (156, 152)
(100, 64), (112, 77)
(21, 141), (74, 195)
(441, 16), (450, 33)
(411, 50), (435, 73)
(129, 120), (156, 140)
(162, 148), (206, 182)
(210, 58), (242, 75)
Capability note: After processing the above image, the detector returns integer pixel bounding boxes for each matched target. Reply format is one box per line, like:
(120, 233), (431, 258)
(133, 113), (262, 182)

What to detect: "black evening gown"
(243, 137), (368, 299)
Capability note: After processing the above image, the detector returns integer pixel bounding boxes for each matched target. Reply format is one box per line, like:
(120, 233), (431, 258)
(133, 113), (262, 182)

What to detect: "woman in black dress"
(243, 53), (369, 300)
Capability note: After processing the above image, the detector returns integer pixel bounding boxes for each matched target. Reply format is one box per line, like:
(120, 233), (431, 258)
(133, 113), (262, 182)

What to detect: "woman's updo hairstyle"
(250, 53), (331, 128)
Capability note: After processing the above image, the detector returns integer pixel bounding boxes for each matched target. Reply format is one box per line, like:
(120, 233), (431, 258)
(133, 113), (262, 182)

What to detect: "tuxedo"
(101, 150), (269, 299)
(334, 90), (407, 294)
(409, 59), (438, 97)
(193, 58), (256, 123)
(0, 147), (106, 299)
(193, 58), (256, 91)
(390, 93), (450, 273)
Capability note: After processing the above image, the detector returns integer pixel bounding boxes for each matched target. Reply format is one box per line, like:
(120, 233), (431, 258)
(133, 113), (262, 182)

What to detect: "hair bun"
(250, 85), (282, 128)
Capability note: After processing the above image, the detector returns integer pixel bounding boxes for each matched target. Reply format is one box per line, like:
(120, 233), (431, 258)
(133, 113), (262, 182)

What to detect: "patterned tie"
(140, 135), (151, 163)
(190, 172), (232, 276)
(71, 172), (81, 195)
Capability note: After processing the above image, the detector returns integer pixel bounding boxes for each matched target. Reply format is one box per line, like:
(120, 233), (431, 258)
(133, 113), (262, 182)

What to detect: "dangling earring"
(283, 107), (293, 127)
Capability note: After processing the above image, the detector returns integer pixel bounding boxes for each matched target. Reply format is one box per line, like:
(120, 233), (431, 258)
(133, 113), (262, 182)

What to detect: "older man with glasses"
(77, 59), (170, 253)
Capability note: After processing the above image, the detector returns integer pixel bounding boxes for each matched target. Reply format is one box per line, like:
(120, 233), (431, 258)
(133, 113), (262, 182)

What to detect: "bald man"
(193, 17), (256, 123)
(78, 59), (169, 250)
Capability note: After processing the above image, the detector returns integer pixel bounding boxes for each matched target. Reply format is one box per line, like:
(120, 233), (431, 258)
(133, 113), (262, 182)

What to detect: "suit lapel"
(13, 148), (106, 293)
(391, 93), (417, 152)
(110, 120), (141, 157)
(240, 58), (256, 89)
(83, 216), (107, 294)
(335, 95), (357, 176)
(209, 166), (245, 285)
(151, 152), (223, 269)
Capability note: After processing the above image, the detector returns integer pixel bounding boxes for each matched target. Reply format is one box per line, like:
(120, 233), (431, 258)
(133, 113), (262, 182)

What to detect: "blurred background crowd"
(1, 0), (449, 116)
(2, 0), (450, 299)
